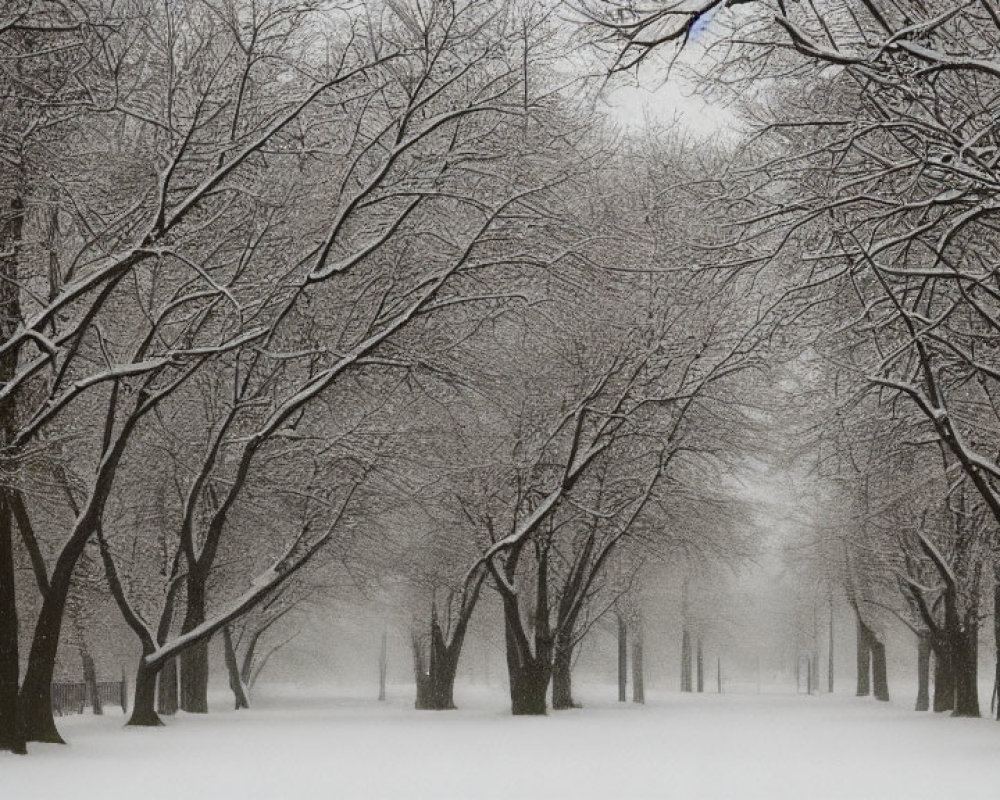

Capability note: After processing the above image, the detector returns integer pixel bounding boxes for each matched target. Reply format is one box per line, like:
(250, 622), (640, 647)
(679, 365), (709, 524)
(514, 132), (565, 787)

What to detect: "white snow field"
(4, 684), (1000, 799)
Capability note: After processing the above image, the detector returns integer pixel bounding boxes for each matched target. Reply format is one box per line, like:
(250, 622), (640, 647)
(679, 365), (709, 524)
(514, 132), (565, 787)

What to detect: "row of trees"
(0, 0), (775, 754)
(580, 0), (1000, 719)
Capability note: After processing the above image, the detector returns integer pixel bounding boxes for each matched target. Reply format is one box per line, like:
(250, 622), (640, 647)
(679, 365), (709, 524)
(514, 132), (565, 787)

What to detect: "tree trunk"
(696, 637), (704, 693)
(0, 200), (26, 753)
(179, 594), (209, 713)
(0, 491), (24, 753)
(855, 615), (871, 697)
(716, 657), (722, 694)
(551, 637), (577, 710)
(157, 658), (178, 715)
(126, 660), (164, 727)
(916, 633), (930, 712)
(618, 615), (627, 702)
(378, 630), (387, 702)
(933, 647), (956, 713)
(81, 648), (102, 715)
(632, 631), (645, 704)
(828, 593), (834, 693)
(870, 636), (889, 702)
(412, 629), (460, 711)
(994, 577), (1000, 720)
(680, 627), (692, 692)
(19, 554), (80, 743)
(222, 625), (249, 710)
(951, 626), (979, 718)
(509, 661), (549, 715)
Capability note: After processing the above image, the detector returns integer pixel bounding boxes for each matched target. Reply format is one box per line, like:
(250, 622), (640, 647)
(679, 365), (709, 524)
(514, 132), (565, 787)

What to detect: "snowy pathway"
(3, 687), (1000, 799)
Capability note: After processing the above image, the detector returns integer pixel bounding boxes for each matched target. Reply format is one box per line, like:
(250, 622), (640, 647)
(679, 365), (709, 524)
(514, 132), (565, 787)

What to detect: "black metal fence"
(51, 677), (128, 715)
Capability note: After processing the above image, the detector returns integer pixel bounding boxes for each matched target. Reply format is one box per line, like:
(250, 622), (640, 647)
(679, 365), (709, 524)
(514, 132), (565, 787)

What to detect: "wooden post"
(717, 657), (722, 694)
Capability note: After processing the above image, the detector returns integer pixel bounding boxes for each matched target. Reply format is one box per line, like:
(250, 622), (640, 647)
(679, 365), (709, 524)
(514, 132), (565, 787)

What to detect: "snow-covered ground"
(4, 684), (1000, 799)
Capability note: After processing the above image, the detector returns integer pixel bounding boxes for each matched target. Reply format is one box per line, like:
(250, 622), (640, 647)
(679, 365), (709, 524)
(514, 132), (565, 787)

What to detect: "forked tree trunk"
(870, 636), (889, 702)
(916, 634), (931, 712)
(157, 658), (178, 715)
(411, 631), (460, 711)
(222, 625), (249, 710)
(618, 615), (627, 702)
(127, 659), (164, 727)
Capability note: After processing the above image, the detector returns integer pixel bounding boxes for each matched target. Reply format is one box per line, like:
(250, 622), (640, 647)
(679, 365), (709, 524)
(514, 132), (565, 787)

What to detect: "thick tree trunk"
(551, 640), (576, 710)
(870, 636), (889, 702)
(222, 625), (249, 710)
(0, 491), (24, 753)
(179, 595), (209, 713)
(916, 634), (930, 712)
(680, 627), (692, 692)
(951, 626), (979, 718)
(696, 637), (704, 693)
(126, 660), (164, 727)
(632, 632), (645, 704)
(81, 649), (102, 715)
(855, 615), (871, 697)
(20, 555), (79, 743)
(412, 630), (459, 711)
(509, 661), (549, 715)
(933, 647), (956, 713)
(157, 658), (178, 715)
(618, 615), (627, 702)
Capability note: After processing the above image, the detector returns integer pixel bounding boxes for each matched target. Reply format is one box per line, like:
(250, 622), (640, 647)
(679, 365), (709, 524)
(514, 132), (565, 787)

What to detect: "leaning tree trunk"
(20, 541), (92, 743)
(127, 658), (164, 727)
(916, 634), (931, 712)
(222, 625), (249, 710)
(855, 615), (871, 697)
(870, 635), (889, 702)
